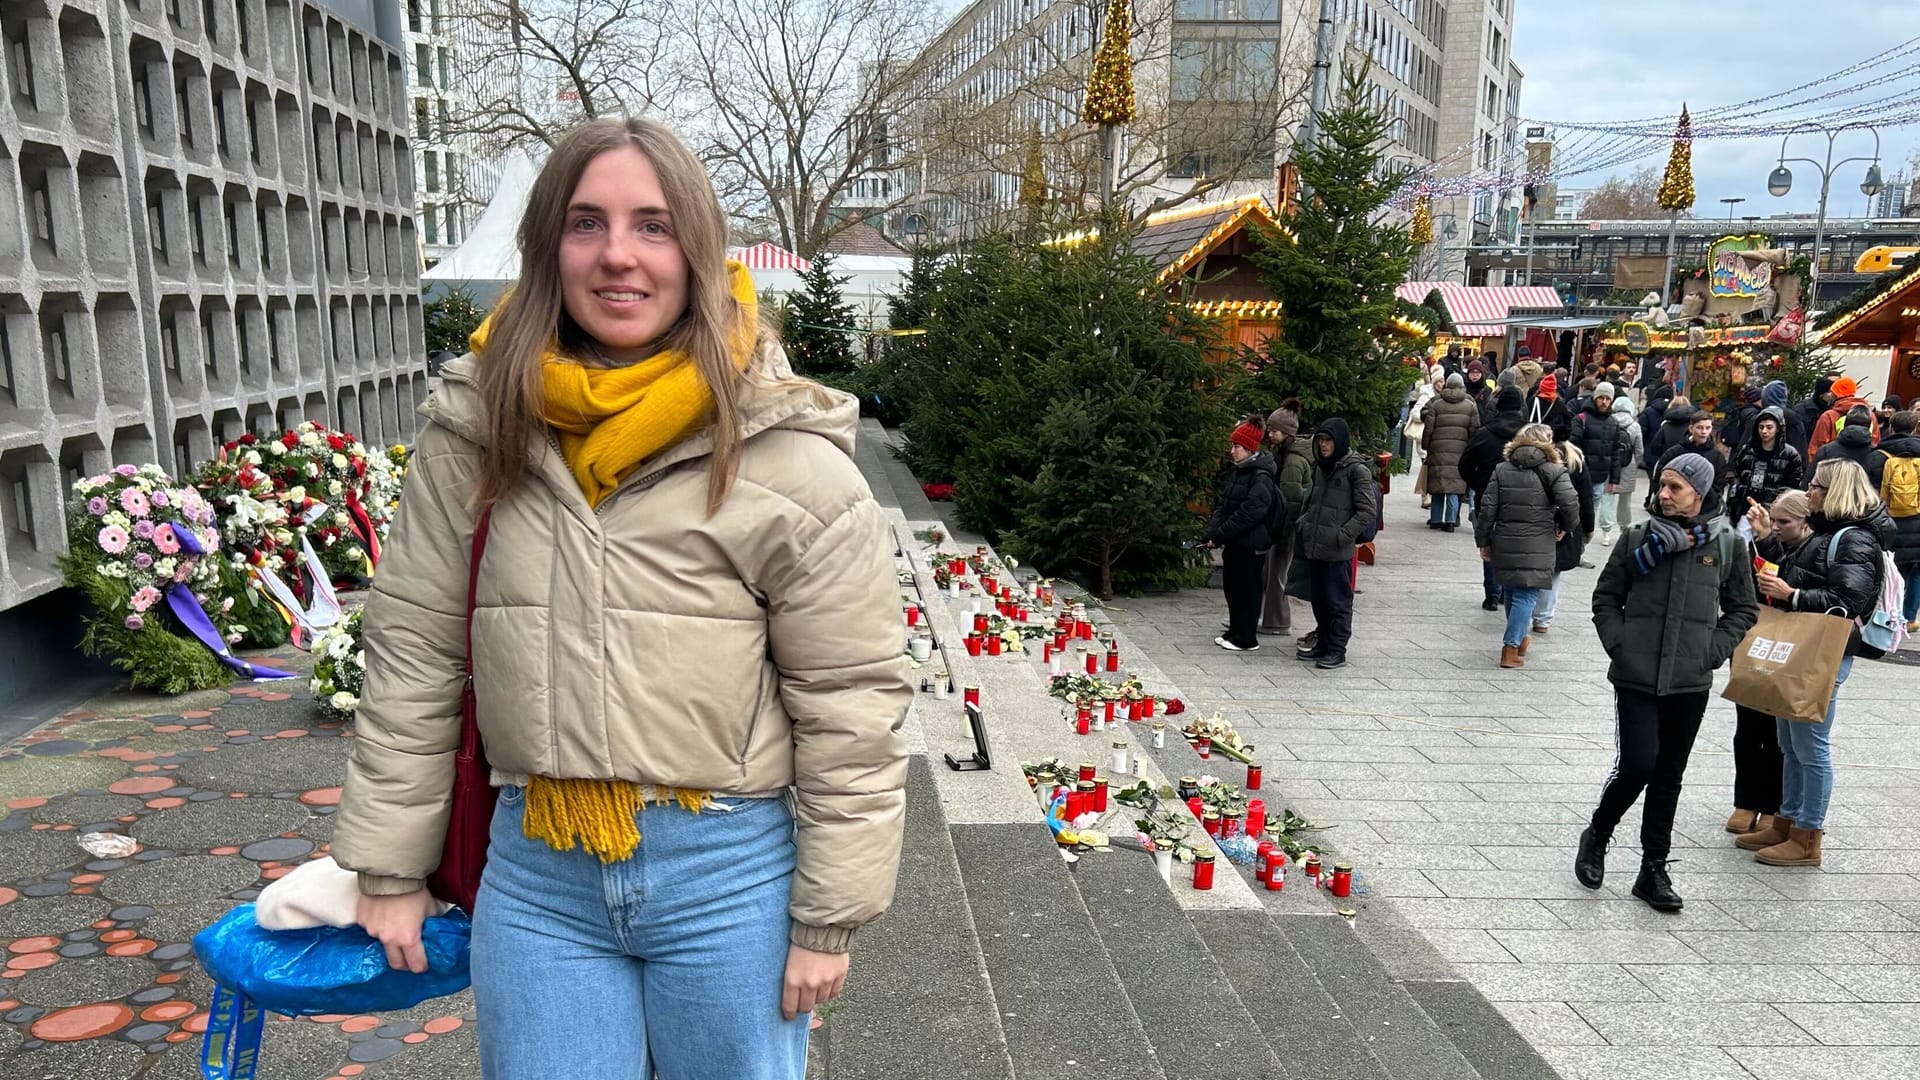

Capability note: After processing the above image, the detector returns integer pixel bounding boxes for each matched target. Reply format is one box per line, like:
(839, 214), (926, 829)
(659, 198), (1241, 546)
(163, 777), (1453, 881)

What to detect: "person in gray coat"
(1421, 373), (1481, 530)
(1475, 424), (1581, 668)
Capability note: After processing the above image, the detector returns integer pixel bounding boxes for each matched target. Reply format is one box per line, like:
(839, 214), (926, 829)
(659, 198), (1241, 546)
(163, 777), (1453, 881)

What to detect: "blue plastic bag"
(192, 903), (472, 1078)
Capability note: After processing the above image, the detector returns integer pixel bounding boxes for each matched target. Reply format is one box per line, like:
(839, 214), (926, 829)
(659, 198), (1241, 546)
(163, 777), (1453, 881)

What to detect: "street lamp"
(1428, 211), (1459, 280)
(1720, 196), (1745, 221)
(1766, 122), (1883, 305)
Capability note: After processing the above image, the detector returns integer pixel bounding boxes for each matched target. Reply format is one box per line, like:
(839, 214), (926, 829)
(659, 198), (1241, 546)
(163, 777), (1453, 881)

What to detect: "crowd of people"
(1210, 346), (1920, 913)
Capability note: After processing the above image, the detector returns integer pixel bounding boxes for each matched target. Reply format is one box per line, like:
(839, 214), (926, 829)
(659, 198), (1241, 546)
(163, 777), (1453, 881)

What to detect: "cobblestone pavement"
(1103, 484), (1920, 1080)
(0, 642), (477, 1079)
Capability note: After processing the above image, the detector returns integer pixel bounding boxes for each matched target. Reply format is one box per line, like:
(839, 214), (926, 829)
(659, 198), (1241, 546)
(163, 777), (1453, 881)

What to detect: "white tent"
(421, 149), (539, 303)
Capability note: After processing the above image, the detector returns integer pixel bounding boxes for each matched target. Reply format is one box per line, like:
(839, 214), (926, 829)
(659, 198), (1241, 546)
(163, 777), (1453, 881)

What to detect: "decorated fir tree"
(1410, 196), (1433, 245)
(1019, 126), (1049, 209)
(782, 253), (859, 376)
(1656, 107), (1695, 212)
(1081, 0), (1136, 126)
(1243, 65), (1415, 443)
(422, 285), (487, 355)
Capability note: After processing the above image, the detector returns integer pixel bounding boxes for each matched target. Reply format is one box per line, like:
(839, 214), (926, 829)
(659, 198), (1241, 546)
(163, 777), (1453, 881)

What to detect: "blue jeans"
(1903, 564), (1919, 624)
(1776, 656), (1853, 831)
(1428, 493), (1460, 526)
(472, 786), (809, 1080)
(1533, 573), (1561, 628)
(1501, 587), (1540, 647)
(1593, 482), (1616, 533)
(1482, 558), (1502, 603)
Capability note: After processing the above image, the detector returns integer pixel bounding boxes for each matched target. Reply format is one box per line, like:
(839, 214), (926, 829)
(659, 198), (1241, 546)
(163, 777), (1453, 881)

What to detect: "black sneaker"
(1314, 652), (1348, 670)
(1632, 859), (1683, 913)
(1481, 597), (1499, 611)
(1215, 636), (1259, 652)
(1574, 826), (1608, 889)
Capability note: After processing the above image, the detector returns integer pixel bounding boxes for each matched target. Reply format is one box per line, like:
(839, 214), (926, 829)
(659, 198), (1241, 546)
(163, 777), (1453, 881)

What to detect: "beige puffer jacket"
(331, 340), (913, 954)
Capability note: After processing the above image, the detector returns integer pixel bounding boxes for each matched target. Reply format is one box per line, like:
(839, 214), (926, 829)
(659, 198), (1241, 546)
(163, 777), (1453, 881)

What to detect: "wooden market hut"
(1815, 262), (1920, 404)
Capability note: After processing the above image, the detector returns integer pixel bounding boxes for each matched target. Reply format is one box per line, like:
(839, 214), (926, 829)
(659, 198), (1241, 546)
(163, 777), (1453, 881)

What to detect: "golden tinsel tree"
(1081, 0), (1136, 126)
(1410, 196), (1433, 245)
(1656, 106), (1695, 212)
(1019, 126), (1048, 207)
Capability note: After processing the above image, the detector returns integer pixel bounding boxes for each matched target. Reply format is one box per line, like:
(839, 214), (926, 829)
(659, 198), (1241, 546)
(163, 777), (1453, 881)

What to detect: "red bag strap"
(465, 505), (494, 678)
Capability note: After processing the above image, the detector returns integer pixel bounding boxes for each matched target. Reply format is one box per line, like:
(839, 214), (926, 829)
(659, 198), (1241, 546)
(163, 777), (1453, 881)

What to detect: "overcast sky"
(1511, 0), (1919, 219)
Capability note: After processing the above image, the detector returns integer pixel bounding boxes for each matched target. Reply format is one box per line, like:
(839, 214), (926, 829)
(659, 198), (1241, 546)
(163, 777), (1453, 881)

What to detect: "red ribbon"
(343, 490), (382, 567)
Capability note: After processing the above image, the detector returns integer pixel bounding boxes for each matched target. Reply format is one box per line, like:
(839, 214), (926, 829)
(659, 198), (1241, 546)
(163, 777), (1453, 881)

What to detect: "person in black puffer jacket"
(1744, 458), (1895, 870)
(1463, 387), (1528, 609)
(1867, 410), (1920, 629)
(1296, 417), (1378, 670)
(1727, 406), (1805, 519)
(1571, 382), (1632, 541)
(1813, 405), (1879, 473)
(1475, 423), (1580, 668)
(1208, 421), (1280, 652)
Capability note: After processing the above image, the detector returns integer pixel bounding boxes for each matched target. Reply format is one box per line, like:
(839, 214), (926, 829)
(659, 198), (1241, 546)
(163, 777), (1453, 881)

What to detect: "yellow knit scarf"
(467, 260), (759, 862)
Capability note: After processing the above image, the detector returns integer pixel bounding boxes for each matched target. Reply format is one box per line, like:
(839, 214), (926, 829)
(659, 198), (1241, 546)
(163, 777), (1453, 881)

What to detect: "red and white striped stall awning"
(729, 241), (812, 272)
(1396, 282), (1563, 337)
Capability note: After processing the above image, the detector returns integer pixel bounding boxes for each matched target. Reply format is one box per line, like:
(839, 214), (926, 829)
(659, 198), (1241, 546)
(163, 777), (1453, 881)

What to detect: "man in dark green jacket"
(1577, 453), (1759, 913)
(1260, 404), (1315, 635)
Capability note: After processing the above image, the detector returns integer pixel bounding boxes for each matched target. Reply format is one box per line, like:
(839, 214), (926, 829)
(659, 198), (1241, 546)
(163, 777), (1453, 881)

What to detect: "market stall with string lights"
(1814, 260), (1920, 405)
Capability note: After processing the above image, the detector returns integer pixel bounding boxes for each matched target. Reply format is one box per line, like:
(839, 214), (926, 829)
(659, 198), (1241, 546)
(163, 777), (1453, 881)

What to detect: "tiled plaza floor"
(1103, 484), (1920, 1080)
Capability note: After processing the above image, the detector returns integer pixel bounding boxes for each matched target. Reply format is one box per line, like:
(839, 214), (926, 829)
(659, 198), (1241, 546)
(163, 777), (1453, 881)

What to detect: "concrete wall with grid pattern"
(0, 0), (427, 616)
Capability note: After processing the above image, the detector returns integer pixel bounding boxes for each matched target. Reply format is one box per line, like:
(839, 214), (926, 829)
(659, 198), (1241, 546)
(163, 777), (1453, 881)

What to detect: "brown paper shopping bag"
(1721, 605), (1851, 724)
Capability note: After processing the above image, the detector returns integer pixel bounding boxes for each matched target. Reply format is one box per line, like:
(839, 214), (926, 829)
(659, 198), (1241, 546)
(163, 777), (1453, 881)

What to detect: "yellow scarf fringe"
(522, 777), (714, 862)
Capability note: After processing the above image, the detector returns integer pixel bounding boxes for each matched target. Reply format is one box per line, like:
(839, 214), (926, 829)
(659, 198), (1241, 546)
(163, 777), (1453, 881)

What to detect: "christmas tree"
(1243, 65), (1415, 443)
(1019, 126), (1048, 209)
(1409, 196), (1433, 245)
(422, 285), (487, 355)
(1657, 106), (1695, 212)
(782, 253), (859, 376)
(1081, 0), (1136, 126)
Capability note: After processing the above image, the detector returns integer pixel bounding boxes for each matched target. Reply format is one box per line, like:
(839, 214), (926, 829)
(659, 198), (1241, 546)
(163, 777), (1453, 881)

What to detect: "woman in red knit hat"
(1206, 420), (1281, 651)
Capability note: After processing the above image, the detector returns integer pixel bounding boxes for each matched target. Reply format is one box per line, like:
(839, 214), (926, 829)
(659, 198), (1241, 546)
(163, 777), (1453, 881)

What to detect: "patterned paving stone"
(0, 1038), (149, 1080)
(97, 856), (260, 908)
(0, 829), (91, 881)
(30, 795), (144, 828)
(138, 897), (241, 943)
(0, 758), (130, 811)
(126, 798), (312, 853)
(172, 739), (348, 794)
(0, 895), (112, 939)
(12, 955), (156, 1009)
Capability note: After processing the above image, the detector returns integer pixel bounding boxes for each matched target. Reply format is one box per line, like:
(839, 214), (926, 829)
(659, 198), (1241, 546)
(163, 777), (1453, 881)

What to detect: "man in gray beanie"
(1259, 404), (1313, 634)
(1578, 451), (1757, 913)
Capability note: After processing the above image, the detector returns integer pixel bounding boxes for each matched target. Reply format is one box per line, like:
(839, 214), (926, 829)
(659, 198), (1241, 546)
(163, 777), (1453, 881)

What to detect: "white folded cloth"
(254, 856), (449, 930)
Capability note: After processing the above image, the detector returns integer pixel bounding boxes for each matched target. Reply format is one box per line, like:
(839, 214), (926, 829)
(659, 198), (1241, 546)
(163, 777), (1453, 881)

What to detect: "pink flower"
(151, 489), (172, 508)
(132, 552), (153, 569)
(113, 464), (138, 477)
(124, 613), (145, 630)
(119, 488), (150, 517)
(131, 585), (162, 612)
(86, 496), (108, 516)
(98, 526), (130, 554)
(152, 524), (180, 554)
(173, 561), (193, 582)
(133, 519), (155, 539)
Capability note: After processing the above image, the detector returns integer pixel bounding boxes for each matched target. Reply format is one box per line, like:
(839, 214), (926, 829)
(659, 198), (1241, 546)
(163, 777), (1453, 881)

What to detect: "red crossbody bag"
(425, 504), (497, 912)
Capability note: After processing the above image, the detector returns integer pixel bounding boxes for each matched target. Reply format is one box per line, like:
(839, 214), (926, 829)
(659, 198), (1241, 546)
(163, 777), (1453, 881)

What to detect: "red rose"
(240, 434), (257, 446)
(1165, 698), (1186, 715)
(282, 433), (299, 449)
(327, 435), (346, 451)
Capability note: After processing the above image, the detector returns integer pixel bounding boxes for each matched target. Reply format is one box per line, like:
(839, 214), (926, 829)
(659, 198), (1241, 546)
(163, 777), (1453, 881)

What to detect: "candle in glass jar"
(1195, 735), (1212, 760)
(1092, 776), (1109, 812)
(1151, 722), (1166, 749)
(1246, 762), (1263, 790)
(1330, 862), (1352, 898)
(1111, 739), (1128, 776)
(1192, 850), (1216, 890)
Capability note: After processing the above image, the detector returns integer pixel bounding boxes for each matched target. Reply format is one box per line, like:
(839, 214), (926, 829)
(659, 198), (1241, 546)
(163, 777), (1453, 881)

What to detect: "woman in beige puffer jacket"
(1421, 373), (1482, 530)
(332, 117), (911, 1079)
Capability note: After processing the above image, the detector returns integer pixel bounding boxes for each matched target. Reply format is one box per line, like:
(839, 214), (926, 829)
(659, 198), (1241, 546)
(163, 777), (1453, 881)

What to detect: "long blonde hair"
(1812, 458), (1882, 522)
(474, 117), (747, 512)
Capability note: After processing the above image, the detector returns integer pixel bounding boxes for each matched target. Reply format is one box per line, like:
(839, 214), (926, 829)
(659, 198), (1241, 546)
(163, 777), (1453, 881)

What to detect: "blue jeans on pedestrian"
(472, 785), (809, 1080)
(1533, 573), (1560, 628)
(1501, 586), (1540, 647)
(1482, 558), (1502, 603)
(1775, 656), (1853, 831)
(1903, 564), (1919, 624)
(1428, 493), (1460, 526)
(1593, 482), (1616, 534)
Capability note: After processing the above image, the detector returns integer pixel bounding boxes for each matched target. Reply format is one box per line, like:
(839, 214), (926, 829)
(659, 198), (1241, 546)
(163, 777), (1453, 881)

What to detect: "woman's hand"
(357, 891), (440, 973)
(782, 944), (850, 1021)
(1479, 547), (1492, 562)
(1746, 504), (1773, 540)
(1756, 570), (1793, 602)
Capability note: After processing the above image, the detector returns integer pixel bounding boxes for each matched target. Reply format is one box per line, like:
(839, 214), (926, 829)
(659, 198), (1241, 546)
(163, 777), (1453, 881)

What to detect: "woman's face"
(1772, 508), (1809, 545)
(1806, 480), (1826, 513)
(558, 146), (690, 362)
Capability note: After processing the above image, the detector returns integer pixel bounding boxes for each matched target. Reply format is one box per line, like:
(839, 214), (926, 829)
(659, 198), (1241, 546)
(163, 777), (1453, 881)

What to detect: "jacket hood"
(1746, 407), (1787, 450)
(1763, 379), (1790, 410)
(1611, 396), (1637, 419)
(1507, 443), (1552, 470)
(1662, 404), (1698, 428)
(1495, 387), (1525, 415)
(1234, 449), (1279, 477)
(1315, 417), (1353, 467)
(1878, 434), (1920, 457)
(1440, 386), (1468, 404)
(426, 336), (860, 491)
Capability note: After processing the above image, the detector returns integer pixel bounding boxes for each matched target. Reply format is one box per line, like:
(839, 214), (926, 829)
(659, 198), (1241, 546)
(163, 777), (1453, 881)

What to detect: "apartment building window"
(8, 478), (32, 541)
(148, 190), (168, 262)
(256, 203), (273, 269)
(446, 205), (459, 246)
(408, 0), (421, 31)
(26, 169), (54, 252)
(133, 66), (154, 134)
(430, 0), (442, 33)
(201, 311), (217, 376)
(437, 48), (448, 91)
(424, 150), (438, 193)
(235, 0), (251, 56)
(437, 98), (450, 139)
(422, 204), (438, 245)
(415, 44), (429, 87)
(189, 197), (207, 265)
(166, 0), (183, 28)
(415, 98), (429, 138)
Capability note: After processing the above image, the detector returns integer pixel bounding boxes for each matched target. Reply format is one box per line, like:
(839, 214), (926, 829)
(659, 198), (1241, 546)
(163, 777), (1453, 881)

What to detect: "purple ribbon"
(164, 584), (296, 681)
